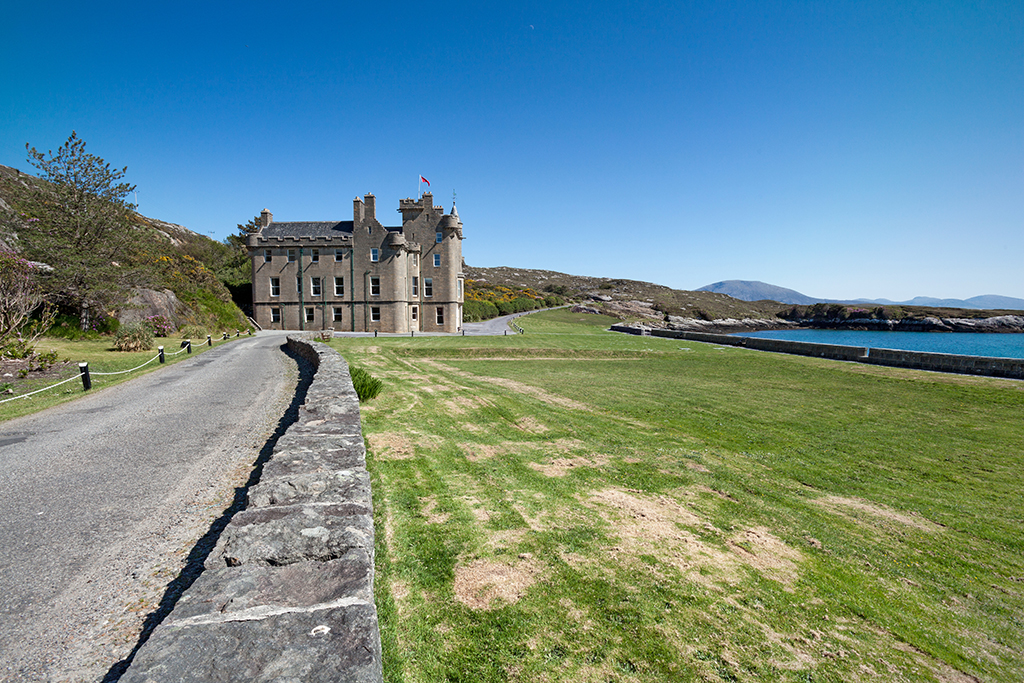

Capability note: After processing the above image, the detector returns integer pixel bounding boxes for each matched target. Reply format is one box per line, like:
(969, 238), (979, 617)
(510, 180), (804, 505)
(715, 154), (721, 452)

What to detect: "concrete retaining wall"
(613, 325), (1024, 379)
(121, 336), (382, 683)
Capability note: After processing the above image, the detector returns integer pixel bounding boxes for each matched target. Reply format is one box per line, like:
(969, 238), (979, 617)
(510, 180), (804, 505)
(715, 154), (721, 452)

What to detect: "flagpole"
(417, 176), (421, 198)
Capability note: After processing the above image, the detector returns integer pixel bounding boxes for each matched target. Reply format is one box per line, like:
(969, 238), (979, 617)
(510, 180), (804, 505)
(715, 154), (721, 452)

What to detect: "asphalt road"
(0, 332), (298, 682)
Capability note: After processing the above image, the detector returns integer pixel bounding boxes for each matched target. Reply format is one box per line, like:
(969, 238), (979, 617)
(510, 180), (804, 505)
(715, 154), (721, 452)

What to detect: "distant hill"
(701, 279), (1024, 311)
(696, 280), (819, 305)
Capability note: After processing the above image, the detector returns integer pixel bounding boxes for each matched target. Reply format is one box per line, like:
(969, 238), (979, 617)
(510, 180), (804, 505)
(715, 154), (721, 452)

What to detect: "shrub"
(350, 366), (384, 402)
(114, 322), (153, 352)
(543, 294), (565, 308)
(145, 315), (174, 336)
(179, 324), (207, 340)
(464, 299), (500, 322)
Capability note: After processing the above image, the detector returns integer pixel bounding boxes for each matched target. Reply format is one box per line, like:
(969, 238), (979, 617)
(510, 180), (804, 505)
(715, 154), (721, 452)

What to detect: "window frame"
(333, 307), (344, 323)
(433, 254), (441, 267)
(334, 276), (344, 297)
(411, 305), (418, 321)
(436, 231), (443, 243)
(412, 276), (418, 297)
(263, 249), (272, 263)
(436, 306), (444, 325)
(270, 277), (280, 297)
(370, 248), (379, 262)
(310, 248), (319, 263)
(424, 277), (433, 297)
(296, 276), (303, 294)
(371, 306), (381, 322)
(335, 249), (345, 262)
(370, 277), (380, 297)
(311, 276), (322, 297)
(305, 307), (315, 323)
(288, 249), (297, 262)
(271, 307), (281, 323)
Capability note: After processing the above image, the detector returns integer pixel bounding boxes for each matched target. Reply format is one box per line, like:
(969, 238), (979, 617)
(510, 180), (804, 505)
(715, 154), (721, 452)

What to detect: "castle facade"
(247, 192), (464, 333)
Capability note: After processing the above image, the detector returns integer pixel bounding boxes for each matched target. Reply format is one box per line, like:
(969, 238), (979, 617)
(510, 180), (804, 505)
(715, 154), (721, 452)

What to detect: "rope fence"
(0, 330), (246, 406)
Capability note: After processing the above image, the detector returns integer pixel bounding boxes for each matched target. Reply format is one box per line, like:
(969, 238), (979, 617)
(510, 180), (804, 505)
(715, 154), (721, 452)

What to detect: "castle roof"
(263, 220), (354, 238)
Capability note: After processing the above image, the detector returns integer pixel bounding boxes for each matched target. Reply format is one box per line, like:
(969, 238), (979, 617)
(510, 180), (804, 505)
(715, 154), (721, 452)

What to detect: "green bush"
(114, 322), (154, 352)
(464, 299), (500, 322)
(179, 324), (207, 340)
(543, 294), (565, 308)
(350, 366), (384, 402)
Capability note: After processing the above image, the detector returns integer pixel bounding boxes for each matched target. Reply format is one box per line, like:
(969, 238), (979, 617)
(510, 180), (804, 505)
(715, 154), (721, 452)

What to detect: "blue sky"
(2, 1), (1021, 300)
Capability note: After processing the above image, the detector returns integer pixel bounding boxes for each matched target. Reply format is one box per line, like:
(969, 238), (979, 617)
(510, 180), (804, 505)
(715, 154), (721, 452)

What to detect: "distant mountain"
(700, 280), (1024, 311)
(696, 280), (819, 305)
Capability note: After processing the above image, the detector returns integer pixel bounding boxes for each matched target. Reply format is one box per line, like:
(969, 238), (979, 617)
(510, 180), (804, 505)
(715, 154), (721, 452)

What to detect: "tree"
(18, 131), (139, 323)
(0, 250), (54, 359)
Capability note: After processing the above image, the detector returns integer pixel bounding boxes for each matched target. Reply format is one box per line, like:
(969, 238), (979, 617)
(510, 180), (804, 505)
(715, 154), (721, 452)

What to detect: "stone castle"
(248, 192), (464, 332)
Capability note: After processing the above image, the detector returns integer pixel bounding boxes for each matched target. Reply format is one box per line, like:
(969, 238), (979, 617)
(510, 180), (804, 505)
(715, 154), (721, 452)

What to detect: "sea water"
(734, 329), (1024, 360)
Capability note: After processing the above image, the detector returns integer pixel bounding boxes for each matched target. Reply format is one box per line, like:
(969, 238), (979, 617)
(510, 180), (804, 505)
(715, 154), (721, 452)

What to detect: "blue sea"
(733, 329), (1024, 360)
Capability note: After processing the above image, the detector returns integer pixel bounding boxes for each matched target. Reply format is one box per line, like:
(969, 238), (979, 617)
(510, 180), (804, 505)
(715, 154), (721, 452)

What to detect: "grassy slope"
(331, 309), (1024, 682)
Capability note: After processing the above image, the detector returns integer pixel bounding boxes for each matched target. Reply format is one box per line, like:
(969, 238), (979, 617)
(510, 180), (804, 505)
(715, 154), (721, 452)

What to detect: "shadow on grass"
(101, 343), (315, 682)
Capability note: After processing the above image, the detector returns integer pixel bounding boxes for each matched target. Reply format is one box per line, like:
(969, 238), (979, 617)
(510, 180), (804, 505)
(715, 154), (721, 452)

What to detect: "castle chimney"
(260, 209), (273, 228)
(364, 193), (376, 220)
(353, 196), (364, 223)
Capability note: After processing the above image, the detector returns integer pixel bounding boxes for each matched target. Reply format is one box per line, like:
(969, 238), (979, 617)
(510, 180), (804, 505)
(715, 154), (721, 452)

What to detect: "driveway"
(0, 332), (299, 682)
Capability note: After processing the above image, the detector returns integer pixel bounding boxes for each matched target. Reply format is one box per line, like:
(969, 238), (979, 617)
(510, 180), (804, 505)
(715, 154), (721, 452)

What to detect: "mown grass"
(0, 334), (246, 422)
(337, 310), (1024, 682)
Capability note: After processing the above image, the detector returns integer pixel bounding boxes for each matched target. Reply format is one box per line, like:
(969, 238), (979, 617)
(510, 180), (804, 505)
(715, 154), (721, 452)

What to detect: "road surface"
(0, 332), (298, 682)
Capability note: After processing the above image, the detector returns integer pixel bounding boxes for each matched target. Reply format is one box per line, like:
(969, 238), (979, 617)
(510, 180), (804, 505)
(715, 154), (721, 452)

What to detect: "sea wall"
(121, 336), (382, 683)
(612, 325), (1024, 380)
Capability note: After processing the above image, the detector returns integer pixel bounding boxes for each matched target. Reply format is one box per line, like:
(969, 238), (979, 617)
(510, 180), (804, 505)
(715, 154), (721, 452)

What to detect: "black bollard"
(158, 346), (165, 363)
(79, 362), (92, 391)
(184, 339), (192, 354)
(374, 330), (378, 337)
(207, 335), (212, 346)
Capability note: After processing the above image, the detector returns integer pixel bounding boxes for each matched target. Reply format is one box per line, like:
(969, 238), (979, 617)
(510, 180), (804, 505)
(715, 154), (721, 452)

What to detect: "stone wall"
(121, 336), (382, 683)
(612, 325), (1024, 380)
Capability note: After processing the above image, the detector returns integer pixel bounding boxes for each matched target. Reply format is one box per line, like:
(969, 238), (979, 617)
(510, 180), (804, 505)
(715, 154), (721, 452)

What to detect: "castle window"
(296, 276), (302, 294)
(436, 307), (444, 325)
(424, 278), (433, 297)
(370, 277), (380, 296)
(270, 277), (280, 296)
(433, 254), (441, 267)
(305, 307), (315, 323)
(436, 232), (443, 243)
(334, 276), (344, 296)
(311, 277), (322, 297)
(263, 249), (272, 263)
(288, 249), (296, 262)
(311, 248), (319, 263)
(371, 307), (381, 322)
(458, 279), (463, 298)
(370, 248), (379, 262)
(412, 276), (418, 297)
(271, 307), (281, 323)
(333, 307), (344, 323)
(335, 249), (345, 261)
(411, 306), (418, 321)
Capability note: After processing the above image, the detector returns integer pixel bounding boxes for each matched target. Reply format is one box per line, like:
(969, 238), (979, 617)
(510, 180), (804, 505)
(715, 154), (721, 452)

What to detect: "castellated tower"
(247, 191), (464, 333)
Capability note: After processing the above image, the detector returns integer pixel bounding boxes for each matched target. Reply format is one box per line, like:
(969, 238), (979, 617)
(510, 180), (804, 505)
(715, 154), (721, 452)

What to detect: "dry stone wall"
(121, 336), (382, 683)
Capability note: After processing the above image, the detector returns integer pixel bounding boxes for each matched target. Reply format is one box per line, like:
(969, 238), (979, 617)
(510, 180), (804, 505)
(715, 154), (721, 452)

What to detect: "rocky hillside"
(0, 163), (248, 332)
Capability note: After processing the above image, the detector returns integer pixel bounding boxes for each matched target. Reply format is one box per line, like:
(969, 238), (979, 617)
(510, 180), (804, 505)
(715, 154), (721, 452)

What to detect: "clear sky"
(2, 1), (1021, 300)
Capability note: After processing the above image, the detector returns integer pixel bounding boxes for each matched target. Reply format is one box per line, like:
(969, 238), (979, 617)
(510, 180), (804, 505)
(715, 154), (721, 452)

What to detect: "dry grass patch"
(816, 495), (943, 533)
(459, 440), (531, 462)
(514, 416), (549, 433)
(422, 359), (591, 411)
(420, 496), (450, 524)
(453, 557), (543, 610)
(366, 432), (415, 460)
(528, 454), (610, 477)
(727, 526), (802, 588)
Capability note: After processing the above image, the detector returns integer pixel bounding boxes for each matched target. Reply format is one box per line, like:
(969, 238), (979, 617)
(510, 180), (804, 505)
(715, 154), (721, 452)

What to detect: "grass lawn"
(0, 334), (246, 422)
(331, 309), (1024, 682)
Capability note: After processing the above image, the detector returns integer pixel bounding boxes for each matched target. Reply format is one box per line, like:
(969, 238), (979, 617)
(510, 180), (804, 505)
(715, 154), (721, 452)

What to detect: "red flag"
(420, 175), (430, 186)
